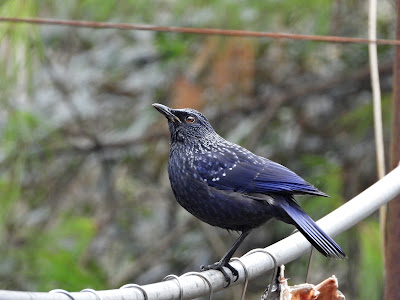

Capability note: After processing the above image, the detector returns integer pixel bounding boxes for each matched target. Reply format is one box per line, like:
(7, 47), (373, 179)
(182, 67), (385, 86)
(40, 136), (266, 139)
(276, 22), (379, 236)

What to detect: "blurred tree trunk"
(384, 0), (400, 299)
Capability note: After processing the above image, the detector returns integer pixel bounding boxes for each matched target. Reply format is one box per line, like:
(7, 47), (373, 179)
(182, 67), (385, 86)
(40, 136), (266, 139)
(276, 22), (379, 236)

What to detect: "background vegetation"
(0, 1), (396, 299)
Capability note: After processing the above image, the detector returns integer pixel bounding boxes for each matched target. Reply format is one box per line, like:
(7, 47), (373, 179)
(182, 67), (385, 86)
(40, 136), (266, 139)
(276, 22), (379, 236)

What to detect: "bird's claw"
(201, 261), (239, 286)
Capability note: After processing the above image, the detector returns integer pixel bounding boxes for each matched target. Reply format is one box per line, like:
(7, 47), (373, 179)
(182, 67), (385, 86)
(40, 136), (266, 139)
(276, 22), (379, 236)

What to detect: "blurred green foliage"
(359, 221), (384, 299)
(16, 217), (104, 291)
(340, 94), (393, 140)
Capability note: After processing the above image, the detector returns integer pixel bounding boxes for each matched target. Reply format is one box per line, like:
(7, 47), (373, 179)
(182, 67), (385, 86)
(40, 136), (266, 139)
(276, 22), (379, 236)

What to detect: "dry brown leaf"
(212, 38), (255, 95)
(261, 265), (345, 300)
(170, 76), (204, 110)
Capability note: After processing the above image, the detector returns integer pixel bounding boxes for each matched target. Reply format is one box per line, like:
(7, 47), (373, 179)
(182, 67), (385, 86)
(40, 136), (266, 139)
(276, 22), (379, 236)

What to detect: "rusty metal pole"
(384, 1), (400, 299)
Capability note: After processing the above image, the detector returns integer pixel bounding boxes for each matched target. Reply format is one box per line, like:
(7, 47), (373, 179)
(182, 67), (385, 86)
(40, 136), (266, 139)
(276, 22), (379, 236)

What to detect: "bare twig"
(368, 0), (387, 261)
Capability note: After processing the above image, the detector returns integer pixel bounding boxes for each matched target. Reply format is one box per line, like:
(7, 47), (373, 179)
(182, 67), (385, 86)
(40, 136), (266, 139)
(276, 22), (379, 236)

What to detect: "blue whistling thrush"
(153, 103), (346, 283)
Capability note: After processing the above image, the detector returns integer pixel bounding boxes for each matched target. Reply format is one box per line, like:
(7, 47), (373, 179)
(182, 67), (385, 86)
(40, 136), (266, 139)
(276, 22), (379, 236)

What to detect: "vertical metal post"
(384, 1), (400, 299)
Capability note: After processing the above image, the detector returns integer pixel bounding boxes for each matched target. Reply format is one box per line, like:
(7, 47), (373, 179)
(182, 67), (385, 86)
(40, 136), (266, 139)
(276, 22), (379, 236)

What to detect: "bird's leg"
(201, 230), (251, 285)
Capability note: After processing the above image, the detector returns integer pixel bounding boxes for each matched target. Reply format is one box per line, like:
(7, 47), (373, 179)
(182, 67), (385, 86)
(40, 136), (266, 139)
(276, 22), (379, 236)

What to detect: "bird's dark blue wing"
(279, 197), (346, 258)
(194, 143), (327, 197)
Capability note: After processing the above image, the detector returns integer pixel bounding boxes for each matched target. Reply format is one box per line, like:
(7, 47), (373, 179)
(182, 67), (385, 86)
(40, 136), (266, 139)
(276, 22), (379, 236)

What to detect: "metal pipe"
(0, 165), (399, 300)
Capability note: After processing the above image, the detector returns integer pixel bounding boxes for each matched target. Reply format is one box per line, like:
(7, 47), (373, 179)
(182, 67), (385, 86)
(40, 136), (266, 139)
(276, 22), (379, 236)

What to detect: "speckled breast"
(167, 147), (275, 231)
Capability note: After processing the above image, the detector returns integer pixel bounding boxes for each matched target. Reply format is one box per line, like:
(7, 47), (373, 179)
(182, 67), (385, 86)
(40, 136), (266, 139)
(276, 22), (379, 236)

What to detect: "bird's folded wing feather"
(195, 149), (328, 197)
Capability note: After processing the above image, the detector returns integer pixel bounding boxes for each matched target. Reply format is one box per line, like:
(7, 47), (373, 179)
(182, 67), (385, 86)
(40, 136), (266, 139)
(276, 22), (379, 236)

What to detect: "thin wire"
(243, 249), (278, 300)
(49, 289), (76, 300)
(181, 272), (213, 300)
(80, 289), (103, 300)
(162, 274), (184, 300)
(120, 283), (149, 300)
(368, 0), (386, 256)
(230, 258), (249, 300)
(304, 248), (314, 283)
(1, 17), (400, 46)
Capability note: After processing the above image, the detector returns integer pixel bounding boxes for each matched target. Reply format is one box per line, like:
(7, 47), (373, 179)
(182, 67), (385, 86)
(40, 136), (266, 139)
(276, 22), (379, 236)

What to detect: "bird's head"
(152, 103), (217, 144)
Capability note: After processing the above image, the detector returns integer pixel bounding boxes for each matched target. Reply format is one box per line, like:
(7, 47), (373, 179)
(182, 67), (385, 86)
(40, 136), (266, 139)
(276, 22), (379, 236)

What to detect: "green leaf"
(358, 221), (384, 299)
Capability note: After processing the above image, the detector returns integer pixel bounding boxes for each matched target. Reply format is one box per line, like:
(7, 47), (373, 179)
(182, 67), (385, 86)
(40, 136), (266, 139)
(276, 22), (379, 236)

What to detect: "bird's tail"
(280, 197), (346, 259)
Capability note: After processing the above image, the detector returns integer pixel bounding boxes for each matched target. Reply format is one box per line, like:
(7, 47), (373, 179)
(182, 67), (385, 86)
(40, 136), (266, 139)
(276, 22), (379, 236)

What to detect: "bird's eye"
(185, 116), (195, 123)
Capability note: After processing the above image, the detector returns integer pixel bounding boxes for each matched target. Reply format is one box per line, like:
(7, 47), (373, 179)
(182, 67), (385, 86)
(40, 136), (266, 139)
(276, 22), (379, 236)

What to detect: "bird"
(152, 103), (346, 283)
